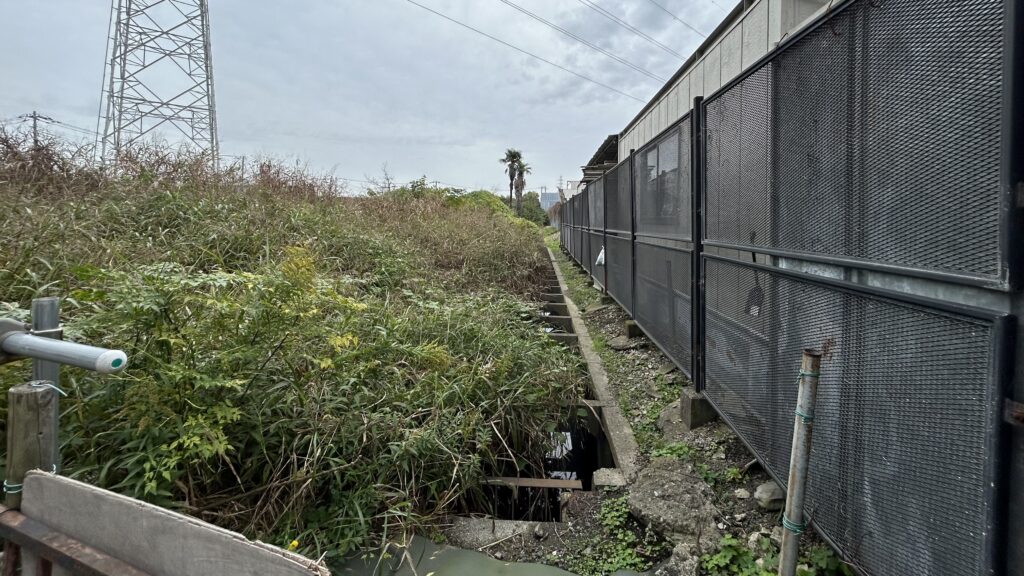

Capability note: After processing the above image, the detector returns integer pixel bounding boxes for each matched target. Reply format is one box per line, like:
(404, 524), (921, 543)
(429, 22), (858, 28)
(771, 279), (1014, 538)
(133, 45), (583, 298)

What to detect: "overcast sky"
(1, 1), (725, 194)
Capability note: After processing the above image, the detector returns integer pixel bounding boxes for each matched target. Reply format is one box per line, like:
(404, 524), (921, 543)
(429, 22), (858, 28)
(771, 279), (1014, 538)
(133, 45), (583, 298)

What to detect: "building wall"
(617, 0), (827, 159)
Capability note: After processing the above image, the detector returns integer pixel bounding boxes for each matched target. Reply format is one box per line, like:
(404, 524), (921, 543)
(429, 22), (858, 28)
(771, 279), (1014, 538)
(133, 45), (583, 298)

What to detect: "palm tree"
(514, 160), (531, 215)
(499, 148), (522, 211)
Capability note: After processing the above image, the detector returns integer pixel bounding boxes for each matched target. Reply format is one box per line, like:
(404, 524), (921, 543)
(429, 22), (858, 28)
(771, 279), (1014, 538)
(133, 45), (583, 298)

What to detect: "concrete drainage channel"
(346, 251), (643, 575)
(443, 249), (641, 552)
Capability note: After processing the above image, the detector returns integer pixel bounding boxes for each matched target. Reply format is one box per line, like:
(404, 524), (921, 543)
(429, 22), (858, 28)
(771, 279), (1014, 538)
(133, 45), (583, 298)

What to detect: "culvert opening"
(462, 412), (614, 522)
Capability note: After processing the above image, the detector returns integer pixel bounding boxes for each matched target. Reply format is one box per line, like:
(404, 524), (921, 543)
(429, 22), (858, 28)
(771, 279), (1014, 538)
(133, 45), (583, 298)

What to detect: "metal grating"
(704, 0), (1007, 283)
(605, 234), (632, 314)
(702, 257), (1000, 576)
(634, 242), (692, 375)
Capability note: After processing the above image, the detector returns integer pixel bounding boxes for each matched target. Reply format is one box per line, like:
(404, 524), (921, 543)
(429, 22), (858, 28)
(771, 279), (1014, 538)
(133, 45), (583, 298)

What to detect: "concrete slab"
(547, 332), (578, 348)
(339, 535), (573, 575)
(592, 468), (628, 488)
(21, 472), (328, 576)
(543, 315), (574, 332)
(443, 517), (566, 551)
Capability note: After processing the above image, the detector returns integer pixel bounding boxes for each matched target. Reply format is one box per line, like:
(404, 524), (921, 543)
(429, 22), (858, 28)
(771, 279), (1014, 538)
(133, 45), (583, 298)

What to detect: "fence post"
(30, 297), (61, 472)
(628, 147), (636, 315)
(5, 382), (59, 510)
(779, 349), (822, 576)
(691, 96), (705, 391)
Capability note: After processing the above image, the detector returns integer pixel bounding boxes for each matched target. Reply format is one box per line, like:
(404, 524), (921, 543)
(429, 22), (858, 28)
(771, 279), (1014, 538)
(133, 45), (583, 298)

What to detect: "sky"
(1, 1), (726, 194)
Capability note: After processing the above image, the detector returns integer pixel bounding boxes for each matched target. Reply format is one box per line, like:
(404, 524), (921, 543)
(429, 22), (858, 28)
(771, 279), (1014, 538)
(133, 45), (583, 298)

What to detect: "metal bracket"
(30, 327), (63, 338)
(0, 318), (30, 365)
(1005, 398), (1024, 428)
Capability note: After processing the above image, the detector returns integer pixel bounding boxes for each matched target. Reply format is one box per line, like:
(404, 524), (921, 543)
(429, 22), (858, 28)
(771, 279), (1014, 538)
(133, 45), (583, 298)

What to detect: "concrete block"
(624, 320), (643, 338)
(541, 293), (565, 303)
(544, 315), (574, 332)
(543, 302), (569, 315)
(547, 332), (578, 348)
(593, 468), (628, 487)
(704, 44), (722, 94)
(21, 472), (328, 576)
(742, 0), (769, 68)
(721, 25), (743, 83)
(680, 387), (718, 431)
(678, 74), (691, 113)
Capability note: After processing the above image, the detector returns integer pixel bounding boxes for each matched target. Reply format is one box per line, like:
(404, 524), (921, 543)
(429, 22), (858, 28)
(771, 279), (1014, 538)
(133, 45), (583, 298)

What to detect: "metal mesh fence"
(556, 3), (1016, 572)
(605, 234), (632, 314)
(702, 257), (1002, 576)
(634, 241), (692, 375)
(582, 187), (592, 274)
(704, 0), (1007, 283)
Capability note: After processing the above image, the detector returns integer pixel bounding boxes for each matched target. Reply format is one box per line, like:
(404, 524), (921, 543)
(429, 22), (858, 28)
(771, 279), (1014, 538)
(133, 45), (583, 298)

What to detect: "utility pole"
(98, 0), (219, 166)
(30, 111), (38, 149)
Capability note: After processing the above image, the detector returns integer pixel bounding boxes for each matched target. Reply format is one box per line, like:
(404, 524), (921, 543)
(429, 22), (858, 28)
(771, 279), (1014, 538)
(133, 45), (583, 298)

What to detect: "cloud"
(0, 0), (724, 192)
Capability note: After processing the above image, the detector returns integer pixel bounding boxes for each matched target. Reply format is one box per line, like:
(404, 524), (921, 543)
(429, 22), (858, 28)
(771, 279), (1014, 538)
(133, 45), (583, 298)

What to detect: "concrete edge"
(547, 248), (640, 481)
(443, 516), (567, 550)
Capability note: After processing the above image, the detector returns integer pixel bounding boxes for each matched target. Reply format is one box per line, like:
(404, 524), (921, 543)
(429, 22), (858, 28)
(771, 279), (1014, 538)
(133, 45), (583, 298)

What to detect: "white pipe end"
(95, 350), (128, 374)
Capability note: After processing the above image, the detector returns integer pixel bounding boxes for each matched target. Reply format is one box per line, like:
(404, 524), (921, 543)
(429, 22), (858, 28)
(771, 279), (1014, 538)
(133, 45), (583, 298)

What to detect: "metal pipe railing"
(1, 332), (126, 375)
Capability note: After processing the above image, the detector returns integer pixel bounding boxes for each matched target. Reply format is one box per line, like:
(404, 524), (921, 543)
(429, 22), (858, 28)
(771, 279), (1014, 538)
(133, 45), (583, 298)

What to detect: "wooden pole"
(5, 382), (59, 510)
(778, 349), (822, 576)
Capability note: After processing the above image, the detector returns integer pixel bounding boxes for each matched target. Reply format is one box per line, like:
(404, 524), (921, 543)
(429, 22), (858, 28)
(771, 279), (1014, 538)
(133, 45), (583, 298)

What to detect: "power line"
(710, 0), (730, 12)
(402, 0), (645, 103)
(575, 0), (689, 58)
(43, 118), (97, 137)
(643, 0), (710, 38)
(496, 0), (666, 83)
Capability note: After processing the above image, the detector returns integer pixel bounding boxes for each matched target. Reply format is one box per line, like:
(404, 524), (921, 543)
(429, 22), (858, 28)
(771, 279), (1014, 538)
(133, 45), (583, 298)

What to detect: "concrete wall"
(618, 0), (827, 159)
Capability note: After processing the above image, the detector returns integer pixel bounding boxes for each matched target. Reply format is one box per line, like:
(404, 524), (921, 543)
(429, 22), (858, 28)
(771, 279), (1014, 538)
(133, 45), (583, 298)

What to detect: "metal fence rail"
(560, 0), (1022, 574)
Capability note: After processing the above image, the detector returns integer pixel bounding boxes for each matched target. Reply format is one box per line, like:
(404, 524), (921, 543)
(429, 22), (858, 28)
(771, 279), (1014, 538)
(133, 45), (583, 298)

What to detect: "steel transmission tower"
(98, 0), (219, 164)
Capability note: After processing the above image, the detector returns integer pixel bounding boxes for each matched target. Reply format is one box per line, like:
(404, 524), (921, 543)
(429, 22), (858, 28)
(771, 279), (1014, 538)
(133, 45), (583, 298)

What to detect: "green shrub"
(0, 139), (586, 559)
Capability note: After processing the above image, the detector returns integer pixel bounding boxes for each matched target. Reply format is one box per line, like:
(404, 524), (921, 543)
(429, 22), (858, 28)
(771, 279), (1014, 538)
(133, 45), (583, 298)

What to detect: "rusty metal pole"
(778, 349), (822, 576)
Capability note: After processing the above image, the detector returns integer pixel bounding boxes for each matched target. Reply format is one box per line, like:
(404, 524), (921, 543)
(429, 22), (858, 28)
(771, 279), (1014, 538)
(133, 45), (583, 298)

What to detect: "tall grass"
(0, 133), (585, 559)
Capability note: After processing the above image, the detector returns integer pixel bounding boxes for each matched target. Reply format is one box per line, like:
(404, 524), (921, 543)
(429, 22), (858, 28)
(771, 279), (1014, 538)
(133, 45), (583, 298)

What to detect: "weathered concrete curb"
(547, 248), (640, 481)
(444, 517), (567, 550)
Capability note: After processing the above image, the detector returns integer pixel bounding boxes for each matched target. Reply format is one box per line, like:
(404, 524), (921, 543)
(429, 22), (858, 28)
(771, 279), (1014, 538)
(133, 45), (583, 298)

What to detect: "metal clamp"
(0, 318), (30, 366)
(29, 327), (64, 338)
(1005, 399), (1024, 428)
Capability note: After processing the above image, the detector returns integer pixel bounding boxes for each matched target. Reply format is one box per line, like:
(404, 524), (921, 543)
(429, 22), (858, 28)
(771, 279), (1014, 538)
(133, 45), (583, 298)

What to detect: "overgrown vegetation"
(0, 132), (586, 561)
(701, 535), (852, 576)
(563, 493), (670, 575)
